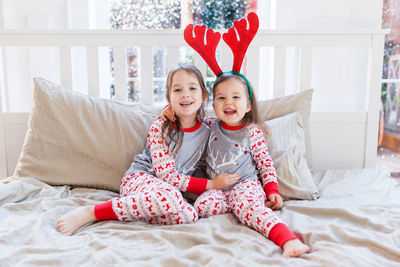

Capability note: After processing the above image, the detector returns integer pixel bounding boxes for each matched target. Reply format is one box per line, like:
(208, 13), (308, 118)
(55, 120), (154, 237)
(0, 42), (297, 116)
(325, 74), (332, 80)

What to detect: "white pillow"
(264, 112), (319, 200)
(14, 78), (161, 191)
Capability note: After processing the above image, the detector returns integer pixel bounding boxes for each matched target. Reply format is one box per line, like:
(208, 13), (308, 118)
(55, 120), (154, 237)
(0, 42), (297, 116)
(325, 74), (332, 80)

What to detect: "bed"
(1, 168), (400, 265)
(1, 76), (400, 266)
(1, 28), (399, 266)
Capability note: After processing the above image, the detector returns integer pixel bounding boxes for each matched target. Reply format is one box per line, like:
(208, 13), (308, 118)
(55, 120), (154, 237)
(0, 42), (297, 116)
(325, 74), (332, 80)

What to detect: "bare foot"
(57, 206), (96, 235)
(282, 239), (310, 258)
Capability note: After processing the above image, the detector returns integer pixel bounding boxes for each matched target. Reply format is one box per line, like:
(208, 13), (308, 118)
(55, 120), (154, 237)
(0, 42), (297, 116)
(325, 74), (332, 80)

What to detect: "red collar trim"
(184, 120), (201, 132)
(173, 120), (202, 132)
(221, 121), (246, 131)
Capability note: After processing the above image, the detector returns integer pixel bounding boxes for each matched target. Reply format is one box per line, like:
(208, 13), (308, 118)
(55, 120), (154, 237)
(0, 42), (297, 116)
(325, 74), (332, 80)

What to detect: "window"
(382, 0), (400, 134)
(108, 0), (256, 104)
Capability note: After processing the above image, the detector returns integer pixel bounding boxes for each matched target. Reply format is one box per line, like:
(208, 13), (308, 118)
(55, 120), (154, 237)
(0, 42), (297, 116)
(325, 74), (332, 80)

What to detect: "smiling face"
(168, 69), (204, 126)
(213, 77), (251, 126)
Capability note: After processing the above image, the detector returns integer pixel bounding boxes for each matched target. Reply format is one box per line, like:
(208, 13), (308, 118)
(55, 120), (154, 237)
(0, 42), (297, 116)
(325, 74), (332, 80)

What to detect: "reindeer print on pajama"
(95, 118), (210, 225)
(194, 120), (298, 247)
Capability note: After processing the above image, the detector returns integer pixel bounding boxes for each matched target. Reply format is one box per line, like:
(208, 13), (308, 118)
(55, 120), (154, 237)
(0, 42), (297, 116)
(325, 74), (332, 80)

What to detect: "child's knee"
(194, 195), (229, 218)
(154, 188), (185, 213)
(193, 195), (213, 218)
(119, 173), (138, 195)
(180, 204), (199, 223)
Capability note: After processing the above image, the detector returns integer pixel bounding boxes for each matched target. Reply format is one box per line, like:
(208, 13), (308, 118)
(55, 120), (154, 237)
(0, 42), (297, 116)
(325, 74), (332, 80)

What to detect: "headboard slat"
(299, 46), (313, 92)
(194, 52), (207, 82)
(113, 47), (127, 101)
(220, 45), (232, 72)
(140, 46), (154, 105)
(247, 47), (260, 98)
(87, 47), (100, 97)
(59, 46), (73, 90)
(166, 46), (180, 73)
(273, 47), (286, 97)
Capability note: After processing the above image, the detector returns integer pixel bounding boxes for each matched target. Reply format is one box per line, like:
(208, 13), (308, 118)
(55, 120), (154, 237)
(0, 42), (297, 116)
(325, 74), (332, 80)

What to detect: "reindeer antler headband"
(184, 12), (259, 103)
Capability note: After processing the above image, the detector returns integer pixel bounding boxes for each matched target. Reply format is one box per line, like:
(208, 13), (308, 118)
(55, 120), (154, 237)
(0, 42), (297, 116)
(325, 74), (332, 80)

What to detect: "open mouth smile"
(180, 101), (193, 107)
(224, 108), (236, 115)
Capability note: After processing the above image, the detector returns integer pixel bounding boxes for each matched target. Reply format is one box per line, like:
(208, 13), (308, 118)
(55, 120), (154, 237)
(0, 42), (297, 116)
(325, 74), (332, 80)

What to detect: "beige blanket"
(1, 169), (399, 266)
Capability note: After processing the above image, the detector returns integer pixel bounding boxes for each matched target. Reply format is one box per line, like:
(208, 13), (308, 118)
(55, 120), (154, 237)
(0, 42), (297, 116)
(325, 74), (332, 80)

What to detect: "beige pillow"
(14, 78), (161, 191)
(258, 89), (313, 167)
(264, 112), (319, 200)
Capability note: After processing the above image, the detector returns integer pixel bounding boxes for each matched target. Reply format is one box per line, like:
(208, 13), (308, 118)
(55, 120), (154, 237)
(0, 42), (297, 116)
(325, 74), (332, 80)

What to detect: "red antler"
(184, 24), (223, 76)
(222, 12), (259, 73)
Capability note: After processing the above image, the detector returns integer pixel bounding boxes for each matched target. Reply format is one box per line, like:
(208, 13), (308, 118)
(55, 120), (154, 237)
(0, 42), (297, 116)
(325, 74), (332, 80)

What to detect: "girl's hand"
(265, 193), (283, 210)
(206, 174), (241, 190)
(158, 105), (176, 122)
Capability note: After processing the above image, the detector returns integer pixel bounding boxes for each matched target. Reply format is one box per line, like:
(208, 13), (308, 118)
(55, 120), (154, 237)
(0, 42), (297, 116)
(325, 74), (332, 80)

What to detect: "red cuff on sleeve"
(264, 182), (279, 197)
(186, 177), (207, 195)
(268, 223), (299, 248)
(94, 200), (118, 221)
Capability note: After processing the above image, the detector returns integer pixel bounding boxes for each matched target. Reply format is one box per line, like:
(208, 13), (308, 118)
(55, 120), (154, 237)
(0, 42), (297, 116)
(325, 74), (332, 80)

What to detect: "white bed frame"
(0, 29), (387, 178)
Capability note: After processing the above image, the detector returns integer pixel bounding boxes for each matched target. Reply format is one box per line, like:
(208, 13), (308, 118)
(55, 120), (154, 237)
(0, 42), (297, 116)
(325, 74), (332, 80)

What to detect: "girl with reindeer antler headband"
(184, 12), (310, 257)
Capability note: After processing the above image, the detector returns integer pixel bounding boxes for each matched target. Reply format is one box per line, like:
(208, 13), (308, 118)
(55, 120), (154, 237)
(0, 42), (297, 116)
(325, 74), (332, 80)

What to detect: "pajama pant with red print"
(194, 179), (298, 247)
(94, 172), (198, 225)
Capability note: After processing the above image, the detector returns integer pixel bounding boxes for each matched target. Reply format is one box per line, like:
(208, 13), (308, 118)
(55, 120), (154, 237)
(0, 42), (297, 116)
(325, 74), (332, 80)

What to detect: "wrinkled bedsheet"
(1, 169), (400, 266)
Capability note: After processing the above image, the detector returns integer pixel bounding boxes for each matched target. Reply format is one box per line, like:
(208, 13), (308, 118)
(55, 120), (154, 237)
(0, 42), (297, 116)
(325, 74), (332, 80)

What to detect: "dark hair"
(212, 73), (270, 141)
(162, 64), (209, 153)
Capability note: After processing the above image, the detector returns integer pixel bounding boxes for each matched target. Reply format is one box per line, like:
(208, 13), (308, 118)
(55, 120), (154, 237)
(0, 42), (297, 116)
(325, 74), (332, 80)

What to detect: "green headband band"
(217, 71), (253, 103)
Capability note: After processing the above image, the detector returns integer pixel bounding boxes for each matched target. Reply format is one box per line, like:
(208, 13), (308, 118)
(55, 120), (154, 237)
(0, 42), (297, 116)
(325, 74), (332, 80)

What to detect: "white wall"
(2, 0), (67, 29)
(0, 0), (111, 112)
(273, 0), (383, 112)
(1, 0), (108, 29)
(1, 0), (65, 111)
(275, 0), (382, 29)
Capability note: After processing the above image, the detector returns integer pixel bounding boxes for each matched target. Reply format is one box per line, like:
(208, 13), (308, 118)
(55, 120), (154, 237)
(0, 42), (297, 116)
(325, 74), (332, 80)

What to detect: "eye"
(217, 96), (225, 100)
(190, 87), (198, 91)
(173, 88), (181, 92)
(233, 95), (240, 99)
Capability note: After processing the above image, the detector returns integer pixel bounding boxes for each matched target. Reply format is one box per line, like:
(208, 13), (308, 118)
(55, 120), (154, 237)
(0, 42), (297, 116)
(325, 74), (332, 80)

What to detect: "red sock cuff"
(268, 223), (299, 248)
(94, 200), (118, 220)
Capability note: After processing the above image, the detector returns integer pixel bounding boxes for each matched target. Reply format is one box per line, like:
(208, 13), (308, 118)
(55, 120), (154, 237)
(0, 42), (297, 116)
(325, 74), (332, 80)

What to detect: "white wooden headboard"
(0, 29), (387, 178)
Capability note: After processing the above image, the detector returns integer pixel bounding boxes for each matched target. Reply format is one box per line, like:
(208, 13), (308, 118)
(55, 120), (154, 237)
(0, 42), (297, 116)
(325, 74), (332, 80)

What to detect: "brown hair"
(212, 73), (270, 141)
(162, 64), (209, 153)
